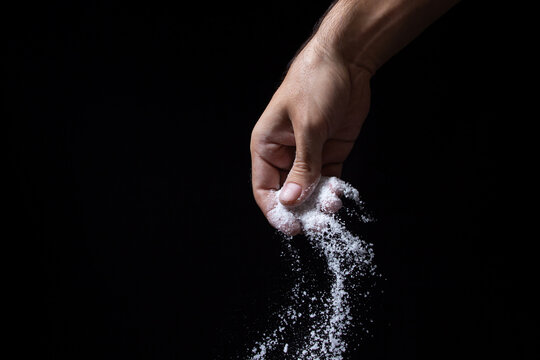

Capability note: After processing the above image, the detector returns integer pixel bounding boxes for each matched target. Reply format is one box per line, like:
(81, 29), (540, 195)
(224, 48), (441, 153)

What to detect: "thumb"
(279, 125), (324, 206)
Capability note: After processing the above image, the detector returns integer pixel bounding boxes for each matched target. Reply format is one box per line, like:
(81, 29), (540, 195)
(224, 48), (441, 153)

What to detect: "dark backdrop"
(4, 1), (535, 359)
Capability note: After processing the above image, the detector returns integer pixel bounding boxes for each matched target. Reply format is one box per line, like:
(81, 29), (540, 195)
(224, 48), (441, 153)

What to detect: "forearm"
(313, 0), (460, 73)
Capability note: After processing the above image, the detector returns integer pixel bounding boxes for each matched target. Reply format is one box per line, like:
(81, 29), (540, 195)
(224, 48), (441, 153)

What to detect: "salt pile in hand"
(249, 176), (377, 360)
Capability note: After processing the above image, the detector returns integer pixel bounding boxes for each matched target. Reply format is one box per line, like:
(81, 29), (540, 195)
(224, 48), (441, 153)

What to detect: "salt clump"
(267, 177), (358, 235)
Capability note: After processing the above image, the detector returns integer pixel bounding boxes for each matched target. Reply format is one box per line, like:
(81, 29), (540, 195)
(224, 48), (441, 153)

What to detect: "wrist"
(311, 0), (382, 75)
(312, 0), (460, 76)
(308, 26), (375, 86)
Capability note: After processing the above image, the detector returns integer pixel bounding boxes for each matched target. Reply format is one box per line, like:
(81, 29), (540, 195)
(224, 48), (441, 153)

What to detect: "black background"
(4, 1), (536, 359)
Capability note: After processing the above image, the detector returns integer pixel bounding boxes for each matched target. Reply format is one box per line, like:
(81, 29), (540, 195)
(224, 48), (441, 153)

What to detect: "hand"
(250, 40), (372, 235)
(250, 0), (459, 235)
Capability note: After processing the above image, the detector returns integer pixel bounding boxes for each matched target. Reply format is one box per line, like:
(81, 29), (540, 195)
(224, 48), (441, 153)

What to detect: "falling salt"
(248, 176), (377, 360)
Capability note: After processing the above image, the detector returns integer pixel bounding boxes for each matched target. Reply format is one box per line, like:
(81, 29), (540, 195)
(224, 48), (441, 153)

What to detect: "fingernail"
(279, 182), (302, 204)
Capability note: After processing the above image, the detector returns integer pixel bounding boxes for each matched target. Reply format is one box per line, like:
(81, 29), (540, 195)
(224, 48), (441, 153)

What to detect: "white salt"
(248, 176), (377, 359)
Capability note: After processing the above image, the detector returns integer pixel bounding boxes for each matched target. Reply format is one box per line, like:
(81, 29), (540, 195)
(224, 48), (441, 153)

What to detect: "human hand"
(250, 39), (372, 235)
(250, 0), (459, 235)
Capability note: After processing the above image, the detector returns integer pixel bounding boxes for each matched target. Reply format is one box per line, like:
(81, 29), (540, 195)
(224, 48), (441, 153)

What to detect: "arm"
(250, 0), (460, 235)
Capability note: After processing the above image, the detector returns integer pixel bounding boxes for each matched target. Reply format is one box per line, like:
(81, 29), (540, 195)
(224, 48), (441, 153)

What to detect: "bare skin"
(251, 0), (460, 235)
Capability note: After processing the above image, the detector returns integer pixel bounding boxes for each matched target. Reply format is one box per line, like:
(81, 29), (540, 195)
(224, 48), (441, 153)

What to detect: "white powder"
(249, 176), (377, 360)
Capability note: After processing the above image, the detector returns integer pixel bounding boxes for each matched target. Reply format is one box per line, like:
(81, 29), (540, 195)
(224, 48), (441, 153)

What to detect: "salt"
(248, 176), (377, 359)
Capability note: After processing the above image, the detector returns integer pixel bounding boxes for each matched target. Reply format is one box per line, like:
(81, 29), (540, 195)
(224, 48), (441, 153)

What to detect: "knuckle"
(289, 106), (328, 134)
(294, 114), (318, 130)
(292, 160), (313, 175)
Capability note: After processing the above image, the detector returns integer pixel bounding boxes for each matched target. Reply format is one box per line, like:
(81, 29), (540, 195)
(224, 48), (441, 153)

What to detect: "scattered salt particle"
(247, 176), (377, 360)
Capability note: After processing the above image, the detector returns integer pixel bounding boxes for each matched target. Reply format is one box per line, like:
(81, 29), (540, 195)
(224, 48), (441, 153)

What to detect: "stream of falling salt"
(248, 177), (377, 360)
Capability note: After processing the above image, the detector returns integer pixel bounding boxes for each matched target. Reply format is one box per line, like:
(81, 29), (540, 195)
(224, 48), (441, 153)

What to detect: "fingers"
(251, 150), (279, 214)
(266, 204), (303, 236)
(251, 106), (352, 234)
(251, 150), (303, 236)
(320, 196), (343, 213)
(251, 111), (303, 236)
(279, 122), (325, 207)
(319, 141), (350, 214)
